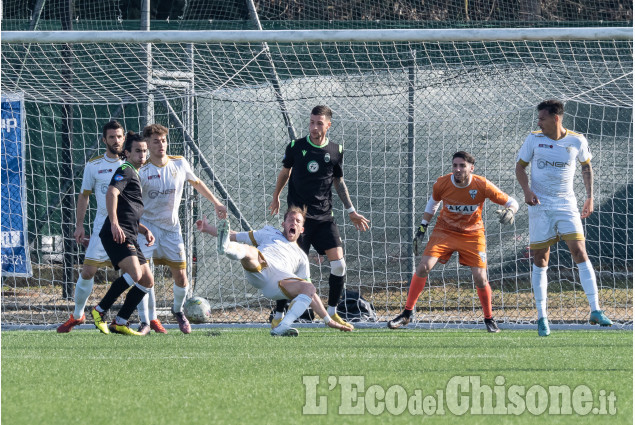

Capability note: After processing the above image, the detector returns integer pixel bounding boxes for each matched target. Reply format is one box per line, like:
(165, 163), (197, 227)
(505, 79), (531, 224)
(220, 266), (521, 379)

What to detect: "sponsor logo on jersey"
(114, 174), (124, 181)
(307, 161), (319, 173)
(469, 189), (477, 199)
(98, 168), (113, 174)
(537, 159), (570, 169)
(479, 251), (487, 263)
(302, 150), (307, 157)
(538, 144), (554, 148)
(324, 152), (331, 162)
(147, 174), (161, 180)
(149, 188), (176, 199)
(447, 204), (478, 214)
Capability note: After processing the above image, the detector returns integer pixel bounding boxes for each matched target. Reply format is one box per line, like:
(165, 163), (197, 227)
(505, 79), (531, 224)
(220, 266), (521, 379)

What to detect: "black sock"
(98, 276), (130, 312)
(327, 274), (345, 308)
(403, 309), (413, 317)
(116, 285), (148, 321)
(275, 299), (288, 314)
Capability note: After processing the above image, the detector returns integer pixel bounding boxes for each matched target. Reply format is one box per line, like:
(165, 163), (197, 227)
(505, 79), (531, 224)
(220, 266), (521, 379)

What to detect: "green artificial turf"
(1, 328), (632, 424)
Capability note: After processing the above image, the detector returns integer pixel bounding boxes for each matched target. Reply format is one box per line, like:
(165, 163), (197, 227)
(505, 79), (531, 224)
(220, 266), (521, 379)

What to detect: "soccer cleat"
(150, 319), (168, 334)
(109, 321), (143, 336)
(91, 307), (110, 334)
(172, 309), (192, 334)
(137, 322), (151, 335)
(57, 314), (85, 333)
(537, 317), (550, 337)
(387, 310), (412, 329)
(589, 310), (613, 327)
(270, 327), (299, 337)
(331, 313), (354, 330)
(270, 317), (283, 329)
(484, 318), (501, 333)
(217, 219), (230, 254)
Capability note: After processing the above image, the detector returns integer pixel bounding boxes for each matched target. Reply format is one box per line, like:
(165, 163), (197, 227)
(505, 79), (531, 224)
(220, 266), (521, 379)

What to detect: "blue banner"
(1, 93), (31, 276)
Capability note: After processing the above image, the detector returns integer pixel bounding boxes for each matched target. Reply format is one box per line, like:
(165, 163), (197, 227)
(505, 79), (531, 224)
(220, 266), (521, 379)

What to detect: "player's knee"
(303, 282), (316, 298)
(330, 258), (346, 277)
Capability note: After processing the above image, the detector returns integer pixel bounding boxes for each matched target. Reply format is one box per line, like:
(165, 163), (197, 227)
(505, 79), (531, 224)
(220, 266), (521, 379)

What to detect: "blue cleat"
(589, 310), (613, 327)
(537, 317), (550, 337)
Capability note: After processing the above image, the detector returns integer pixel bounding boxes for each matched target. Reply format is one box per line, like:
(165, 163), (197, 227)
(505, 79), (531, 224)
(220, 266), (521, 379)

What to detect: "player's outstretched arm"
(269, 167), (292, 216)
(191, 180), (228, 219)
(196, 216), (238, 241)
(333, 177), (370, 231)
(196, 216), (217, 236)
(105, 186), (125, 244)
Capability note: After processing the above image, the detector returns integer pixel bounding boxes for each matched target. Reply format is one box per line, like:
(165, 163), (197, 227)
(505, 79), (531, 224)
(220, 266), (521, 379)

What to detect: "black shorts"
(298, 218), (342, 255)
(100, 233), (146, 271)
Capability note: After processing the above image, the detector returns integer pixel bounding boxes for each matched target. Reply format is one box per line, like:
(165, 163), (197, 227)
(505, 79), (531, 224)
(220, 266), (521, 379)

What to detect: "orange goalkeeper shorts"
(423, 228), (487, 268)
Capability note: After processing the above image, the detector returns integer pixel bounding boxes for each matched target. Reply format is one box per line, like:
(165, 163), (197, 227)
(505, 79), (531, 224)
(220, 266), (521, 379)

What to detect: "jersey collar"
(121, 161), (140, 174)
(307, 135), (329, 148)
(451, 174), (472, 188)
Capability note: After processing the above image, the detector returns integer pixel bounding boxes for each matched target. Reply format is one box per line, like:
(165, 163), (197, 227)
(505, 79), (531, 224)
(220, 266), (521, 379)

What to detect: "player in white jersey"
(196, 206), (352, 336)
(515, 99), (612, 336)
(135, 124), (227, 334)
(57, 120), (125, 333)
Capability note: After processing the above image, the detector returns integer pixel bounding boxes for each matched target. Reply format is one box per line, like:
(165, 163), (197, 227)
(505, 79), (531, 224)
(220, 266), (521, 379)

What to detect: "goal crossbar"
(2, 27), (632, 44)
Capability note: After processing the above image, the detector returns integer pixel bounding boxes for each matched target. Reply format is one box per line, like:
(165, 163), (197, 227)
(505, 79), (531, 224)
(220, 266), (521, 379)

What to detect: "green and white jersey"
(517, 129), (592, 211)
(282, 135), (343, 221)
(138, 155), (198, 230)
(79, 154), (124, 223)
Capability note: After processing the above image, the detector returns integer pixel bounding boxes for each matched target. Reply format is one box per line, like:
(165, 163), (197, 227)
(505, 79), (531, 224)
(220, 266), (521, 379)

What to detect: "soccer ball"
(183, 297), (212, 324)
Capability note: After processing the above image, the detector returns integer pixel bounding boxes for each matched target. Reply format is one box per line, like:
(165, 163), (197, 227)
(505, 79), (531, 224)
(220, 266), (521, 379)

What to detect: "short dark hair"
(122, 131), (144, 158)
(142, 123), (169, 138)
(102, 120), (124, 138)
(537, 99), (564, 116)
(311, 105), (332, 120)
(452, 151), (475, 165)
(284, 206), (307, 224)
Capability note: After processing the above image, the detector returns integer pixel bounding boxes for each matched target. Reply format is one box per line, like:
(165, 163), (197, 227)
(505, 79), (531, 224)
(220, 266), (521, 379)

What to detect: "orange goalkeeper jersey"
(432, 174), (509, 236)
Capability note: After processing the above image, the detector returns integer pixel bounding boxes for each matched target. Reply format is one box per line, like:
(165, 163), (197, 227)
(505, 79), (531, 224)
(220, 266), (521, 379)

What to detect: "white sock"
(577, 260), (600, 312)
(532, 264), (548, 319)
(276, 294), (312, 331)
(273, 311), (284, 320)
(327, 305), (337, 316)
(173, 283), (187, 313)
(73, 277), (94, 318)
(122, 273), (135, 286)
(147, 286), (157, 321)
(224, 242), (247, 261)
(137, 289), (150, 324)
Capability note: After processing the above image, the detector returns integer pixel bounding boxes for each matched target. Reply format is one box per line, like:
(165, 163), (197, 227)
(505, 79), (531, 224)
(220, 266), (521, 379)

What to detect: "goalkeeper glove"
(413, 223), (428, 256)
(496, 208), (515, 225)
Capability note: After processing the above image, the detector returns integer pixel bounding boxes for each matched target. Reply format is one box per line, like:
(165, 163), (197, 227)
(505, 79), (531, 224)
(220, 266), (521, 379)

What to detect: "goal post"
(1, 28), (632, 327)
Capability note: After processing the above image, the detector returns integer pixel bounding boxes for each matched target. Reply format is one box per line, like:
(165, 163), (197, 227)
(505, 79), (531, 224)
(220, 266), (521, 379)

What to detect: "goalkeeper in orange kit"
(388, 151), (519, 332)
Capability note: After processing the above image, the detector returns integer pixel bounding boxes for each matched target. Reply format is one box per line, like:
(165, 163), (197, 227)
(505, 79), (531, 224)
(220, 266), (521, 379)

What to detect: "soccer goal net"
(1, 27), (632, 327)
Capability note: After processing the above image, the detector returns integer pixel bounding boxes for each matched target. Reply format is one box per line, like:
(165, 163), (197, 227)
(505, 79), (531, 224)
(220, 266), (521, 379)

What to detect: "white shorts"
(138, 221), (187, 269)
(243, 255), (303, 300)
(84, 218), (112, 268)
(528, 206), (585, 249)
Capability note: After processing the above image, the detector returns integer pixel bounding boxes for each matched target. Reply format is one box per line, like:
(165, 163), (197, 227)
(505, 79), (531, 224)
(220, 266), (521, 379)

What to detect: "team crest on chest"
(324, 152), (331, 162)
(171, 169), (177, 177)
(469, 189), (477, 199)
(307, 161), (319, 173)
